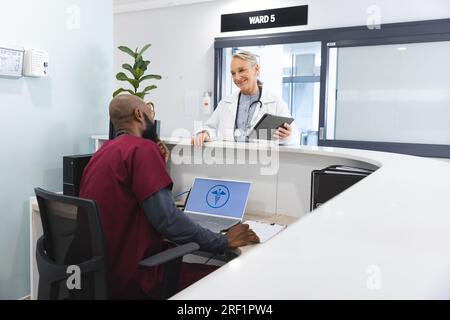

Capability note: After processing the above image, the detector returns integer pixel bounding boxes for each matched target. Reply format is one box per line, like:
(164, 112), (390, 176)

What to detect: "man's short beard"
(142, 114), (158, 142)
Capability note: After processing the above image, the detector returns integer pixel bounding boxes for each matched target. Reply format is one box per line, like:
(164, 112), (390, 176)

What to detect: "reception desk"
(164, 138), (378, 220)
(164, 139), (450, 299)
(32, 137), (450, 299)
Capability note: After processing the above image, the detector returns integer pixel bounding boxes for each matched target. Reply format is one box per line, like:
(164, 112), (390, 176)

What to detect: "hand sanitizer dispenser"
(202, 92), (212, 115)
(23, 49), (49, 77)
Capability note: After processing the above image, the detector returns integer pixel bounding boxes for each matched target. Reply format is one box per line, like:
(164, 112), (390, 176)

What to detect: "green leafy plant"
(113, 44), (162, 106)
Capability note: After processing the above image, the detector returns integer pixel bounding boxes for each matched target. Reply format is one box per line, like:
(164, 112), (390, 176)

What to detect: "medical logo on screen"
(206, 185), (230, 208)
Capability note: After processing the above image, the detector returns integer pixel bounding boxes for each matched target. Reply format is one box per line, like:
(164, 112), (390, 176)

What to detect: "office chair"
(310, 165), (374, 211)
(34, 187), (200, 300)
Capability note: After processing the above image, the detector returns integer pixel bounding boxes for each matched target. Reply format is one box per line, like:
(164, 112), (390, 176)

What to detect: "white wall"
(114, 0), (450, 137)
(0, 0), (113, 299)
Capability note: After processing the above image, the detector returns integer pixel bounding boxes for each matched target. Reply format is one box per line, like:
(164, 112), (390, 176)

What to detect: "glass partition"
(325, 41), (450, 145)
(214, 18), (450, 157)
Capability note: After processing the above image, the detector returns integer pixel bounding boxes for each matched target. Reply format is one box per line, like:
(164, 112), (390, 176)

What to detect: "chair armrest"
(139, 242), (200, 268)
(36, 236), (68, 280)
(36, 236), (105, 279)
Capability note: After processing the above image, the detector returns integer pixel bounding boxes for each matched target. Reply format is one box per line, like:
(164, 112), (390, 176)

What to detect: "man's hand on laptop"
(226, 223), (260, 249)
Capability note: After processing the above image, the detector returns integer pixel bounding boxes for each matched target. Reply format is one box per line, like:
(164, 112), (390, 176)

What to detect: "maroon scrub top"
(80, 135), (174, 298)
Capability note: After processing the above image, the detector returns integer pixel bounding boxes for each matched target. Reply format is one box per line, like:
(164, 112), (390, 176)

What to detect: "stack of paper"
(244, 220), (286, 243)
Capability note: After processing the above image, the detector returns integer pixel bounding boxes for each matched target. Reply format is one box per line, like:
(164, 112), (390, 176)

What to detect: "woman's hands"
(273, 123), (292, 140)
(191, 131), (210, 146)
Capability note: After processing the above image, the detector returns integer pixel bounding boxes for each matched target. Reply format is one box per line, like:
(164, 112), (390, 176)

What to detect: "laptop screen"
(184, 178), (251, 219)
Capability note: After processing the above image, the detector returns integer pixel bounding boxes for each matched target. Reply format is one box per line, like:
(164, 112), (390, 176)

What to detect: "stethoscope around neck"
(233, 86), (263, 141)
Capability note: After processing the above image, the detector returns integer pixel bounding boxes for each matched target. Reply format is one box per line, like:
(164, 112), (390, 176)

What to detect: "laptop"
(183, 177), (251, 233)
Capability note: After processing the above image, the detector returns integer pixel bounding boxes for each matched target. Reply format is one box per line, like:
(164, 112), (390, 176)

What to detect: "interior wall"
(0, 0), (113, 299)
(113, 0), (450, 138)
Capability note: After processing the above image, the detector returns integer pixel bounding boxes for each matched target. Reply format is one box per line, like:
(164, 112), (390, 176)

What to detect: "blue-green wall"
(0, 0), (113, 299)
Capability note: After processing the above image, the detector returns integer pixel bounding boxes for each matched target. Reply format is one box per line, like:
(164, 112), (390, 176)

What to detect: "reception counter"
(164, 139), (450, 299)
(47, 136), (450, 299)
(164, 138), (379, 220)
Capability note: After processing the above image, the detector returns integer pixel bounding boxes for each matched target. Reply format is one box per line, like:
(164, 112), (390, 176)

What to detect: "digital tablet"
(250, 113), (294, 140)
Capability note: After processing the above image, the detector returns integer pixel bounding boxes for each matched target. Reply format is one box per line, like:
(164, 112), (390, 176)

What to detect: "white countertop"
(163, 137), (383, 165)
(170, 141), (450, 299)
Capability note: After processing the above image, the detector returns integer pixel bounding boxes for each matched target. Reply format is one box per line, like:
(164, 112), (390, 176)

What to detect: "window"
(215, 18), (450, 157)
(325, 40), (450, 145)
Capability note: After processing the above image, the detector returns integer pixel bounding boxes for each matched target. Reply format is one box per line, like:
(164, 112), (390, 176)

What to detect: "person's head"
(109, 94), (158, 141)
(230, 50), (261, 95)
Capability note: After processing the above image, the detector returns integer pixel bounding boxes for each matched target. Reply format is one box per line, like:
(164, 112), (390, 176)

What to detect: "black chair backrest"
(34, 188), (108, 299)
(310, 165), (374, 211)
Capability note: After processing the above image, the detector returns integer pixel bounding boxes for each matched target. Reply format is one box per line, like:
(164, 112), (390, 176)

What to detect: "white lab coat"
(196, 88), (300, 145)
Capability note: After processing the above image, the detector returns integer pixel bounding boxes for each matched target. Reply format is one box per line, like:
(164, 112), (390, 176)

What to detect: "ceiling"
(113, 0), (223, 13)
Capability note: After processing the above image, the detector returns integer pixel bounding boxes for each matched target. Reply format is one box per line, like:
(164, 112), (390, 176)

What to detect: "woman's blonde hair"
(232, 50), (263, 86)
(232, 50), (258, 67)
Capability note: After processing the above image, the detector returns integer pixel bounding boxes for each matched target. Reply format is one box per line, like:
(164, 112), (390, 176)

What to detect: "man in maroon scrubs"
(80, 94), (259, 299)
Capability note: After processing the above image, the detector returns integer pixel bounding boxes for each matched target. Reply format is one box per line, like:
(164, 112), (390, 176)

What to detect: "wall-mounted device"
(23, 48), (49, 77)
(0, 45), (24, 78)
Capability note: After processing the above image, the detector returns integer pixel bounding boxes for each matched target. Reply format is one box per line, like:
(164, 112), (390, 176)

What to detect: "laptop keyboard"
(189, 214), (238, 232)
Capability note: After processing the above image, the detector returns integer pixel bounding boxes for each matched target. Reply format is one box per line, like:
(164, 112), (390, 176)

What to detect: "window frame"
(214, 18), (450, 158)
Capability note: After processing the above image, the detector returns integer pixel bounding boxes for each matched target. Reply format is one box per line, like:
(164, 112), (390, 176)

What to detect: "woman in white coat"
(192, 50), (300, 146)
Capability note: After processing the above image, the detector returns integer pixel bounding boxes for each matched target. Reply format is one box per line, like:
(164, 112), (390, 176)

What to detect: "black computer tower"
(63, 154), (93, 196)
(310, 165), (374, 211)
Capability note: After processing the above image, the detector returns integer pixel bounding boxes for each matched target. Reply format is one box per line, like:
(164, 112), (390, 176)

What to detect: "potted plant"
(110, 44), (162, 139)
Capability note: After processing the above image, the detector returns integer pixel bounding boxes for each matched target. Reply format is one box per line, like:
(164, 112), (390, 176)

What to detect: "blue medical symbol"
(206, 185), (230, 208)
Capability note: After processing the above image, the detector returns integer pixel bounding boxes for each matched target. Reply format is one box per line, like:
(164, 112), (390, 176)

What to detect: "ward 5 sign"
(249, 14), (276, 25)
(221, 5), (308, 32)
